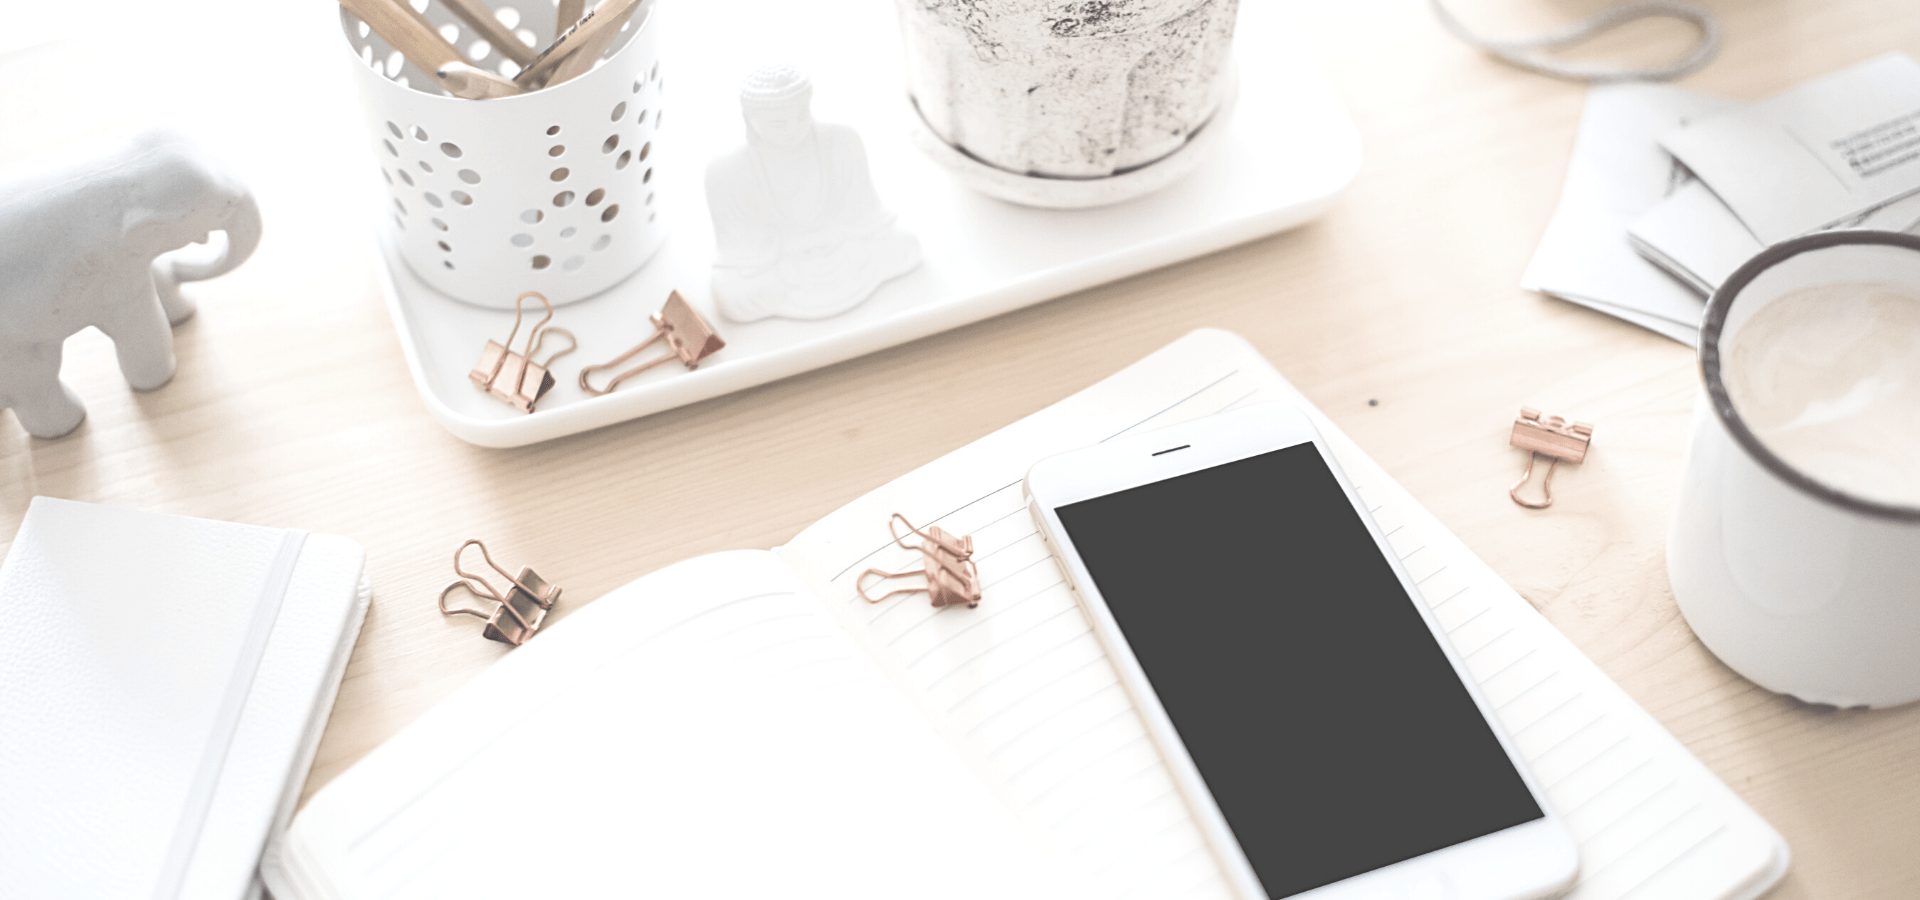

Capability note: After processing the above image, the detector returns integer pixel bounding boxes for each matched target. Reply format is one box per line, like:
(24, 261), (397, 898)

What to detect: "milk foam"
(1724, 280), (1920, 509)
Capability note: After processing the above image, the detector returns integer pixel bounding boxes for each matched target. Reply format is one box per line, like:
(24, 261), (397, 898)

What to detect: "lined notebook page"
(272, 551), (1078, 900)
(779, 329), (1787, 900)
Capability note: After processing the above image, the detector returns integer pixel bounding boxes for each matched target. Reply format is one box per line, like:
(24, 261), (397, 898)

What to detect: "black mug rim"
(1702, 229), (1920, 524)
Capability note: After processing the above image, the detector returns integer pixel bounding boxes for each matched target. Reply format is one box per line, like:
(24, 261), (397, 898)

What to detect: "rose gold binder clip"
(578, 290), (725, 395)
(856, 514), (982, 609)
(437, 539), (562, 647)
(1508, 407), (1594, 509)
(470, 291), (576, 413)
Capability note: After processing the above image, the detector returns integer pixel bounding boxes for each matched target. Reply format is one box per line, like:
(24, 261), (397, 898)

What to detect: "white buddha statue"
(705, 64), (920, 322)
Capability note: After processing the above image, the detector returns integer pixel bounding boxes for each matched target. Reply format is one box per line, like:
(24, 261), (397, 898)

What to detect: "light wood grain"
(2, 1), (1917, 897)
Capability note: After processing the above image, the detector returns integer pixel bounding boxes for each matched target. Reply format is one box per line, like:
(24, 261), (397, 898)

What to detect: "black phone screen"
(1053, 442), (1543, 899)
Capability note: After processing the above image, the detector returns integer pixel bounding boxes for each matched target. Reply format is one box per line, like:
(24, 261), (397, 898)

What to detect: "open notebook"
(267, 330), (1787, 900)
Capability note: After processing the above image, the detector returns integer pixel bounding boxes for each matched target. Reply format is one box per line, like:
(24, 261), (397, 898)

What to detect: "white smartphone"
(1023, 403), (1578, 900)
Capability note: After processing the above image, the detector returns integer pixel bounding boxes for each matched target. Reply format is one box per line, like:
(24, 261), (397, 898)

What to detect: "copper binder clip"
(1508, 407), (1594, 509)
(437, 539), (562, 646)
(578, 291), (725, 395)
(856, 514), (982, 609)
(470, 291), (577, 413)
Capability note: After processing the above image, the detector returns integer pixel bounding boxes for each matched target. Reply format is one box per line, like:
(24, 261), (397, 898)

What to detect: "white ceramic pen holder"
(340, 2), (666, 309)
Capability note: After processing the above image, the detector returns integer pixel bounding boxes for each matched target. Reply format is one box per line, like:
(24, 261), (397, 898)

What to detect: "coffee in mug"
(1722, 280), (1920, 508)
(1670, 231), (1920, 709)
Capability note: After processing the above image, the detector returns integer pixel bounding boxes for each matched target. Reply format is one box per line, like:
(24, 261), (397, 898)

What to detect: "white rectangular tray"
(379, 0), (1362, 447)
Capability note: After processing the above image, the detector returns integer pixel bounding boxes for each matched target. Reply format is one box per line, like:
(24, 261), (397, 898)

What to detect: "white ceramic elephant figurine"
(0, 129), (262, 438)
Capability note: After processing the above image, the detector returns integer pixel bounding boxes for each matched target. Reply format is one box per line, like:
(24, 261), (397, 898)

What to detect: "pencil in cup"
(338, 0), (669, 309)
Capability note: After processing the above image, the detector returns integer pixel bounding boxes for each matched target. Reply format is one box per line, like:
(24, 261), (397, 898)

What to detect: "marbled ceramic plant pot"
(898, 0), (1238, 207)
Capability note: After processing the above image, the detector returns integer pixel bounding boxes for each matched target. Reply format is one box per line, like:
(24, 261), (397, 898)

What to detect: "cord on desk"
(1429, 0), (1722, 83)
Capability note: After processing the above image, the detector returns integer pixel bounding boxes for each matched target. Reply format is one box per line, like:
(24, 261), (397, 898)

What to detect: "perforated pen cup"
(340, 1), (666, 309)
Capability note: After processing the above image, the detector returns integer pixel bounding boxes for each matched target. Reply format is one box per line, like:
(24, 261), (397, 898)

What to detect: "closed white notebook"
(272, 330), (1786, 900)
(0, 497), (370, 900)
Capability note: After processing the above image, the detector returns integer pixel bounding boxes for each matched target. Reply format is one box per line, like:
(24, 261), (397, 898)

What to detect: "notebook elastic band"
(149, 529), (310, 900)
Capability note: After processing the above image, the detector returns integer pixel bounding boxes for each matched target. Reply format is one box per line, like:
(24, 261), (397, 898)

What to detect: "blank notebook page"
(280, 550), (1082, 900)
(780, 329), (1788, 900)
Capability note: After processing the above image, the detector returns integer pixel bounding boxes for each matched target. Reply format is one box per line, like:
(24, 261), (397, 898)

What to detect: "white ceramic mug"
(1669, 230), (1920, 709)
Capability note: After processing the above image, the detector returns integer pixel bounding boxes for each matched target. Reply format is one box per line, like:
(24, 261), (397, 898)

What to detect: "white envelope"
(1627, 178), (1763, 296)
(1629, 178), (1920, 296)
(1521, 84), (1737, 344)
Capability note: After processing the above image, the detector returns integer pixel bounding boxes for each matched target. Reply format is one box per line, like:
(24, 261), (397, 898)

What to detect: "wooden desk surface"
(3, 1), (1915, 896)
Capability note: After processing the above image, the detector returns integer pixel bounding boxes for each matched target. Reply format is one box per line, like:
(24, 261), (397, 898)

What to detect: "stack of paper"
(1523, 85), (1736, 345)
(1527, 54), (1920, 346)
(1631, 53), (1920, 295)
